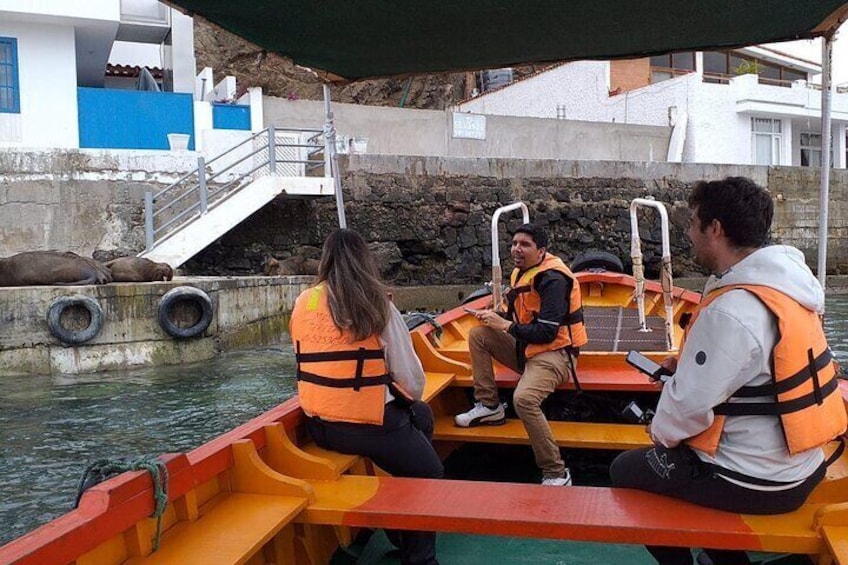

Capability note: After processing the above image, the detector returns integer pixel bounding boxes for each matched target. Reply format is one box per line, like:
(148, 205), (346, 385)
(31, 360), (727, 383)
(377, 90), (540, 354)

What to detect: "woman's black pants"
(306, 400), (444, 565)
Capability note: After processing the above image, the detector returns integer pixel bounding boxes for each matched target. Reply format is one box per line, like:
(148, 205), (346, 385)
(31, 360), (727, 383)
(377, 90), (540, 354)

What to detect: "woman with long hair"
(289, 228), (442, 565)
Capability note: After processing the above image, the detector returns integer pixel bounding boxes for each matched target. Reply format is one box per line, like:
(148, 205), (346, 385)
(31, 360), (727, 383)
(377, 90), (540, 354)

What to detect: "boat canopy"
(164, 1), (848, 82)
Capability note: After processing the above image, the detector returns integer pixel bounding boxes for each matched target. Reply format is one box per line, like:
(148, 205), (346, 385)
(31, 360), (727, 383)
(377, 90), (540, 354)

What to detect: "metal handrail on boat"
(629, 198), (676, 351)
(490, 202), (530, 308)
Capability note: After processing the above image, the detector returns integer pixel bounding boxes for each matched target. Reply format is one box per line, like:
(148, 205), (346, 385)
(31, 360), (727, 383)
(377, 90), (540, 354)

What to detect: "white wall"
(0, 21), (79, 148)
(458, 62), (612, 121)
(462, 61), (848, 167)
(0, 0), (119, 23)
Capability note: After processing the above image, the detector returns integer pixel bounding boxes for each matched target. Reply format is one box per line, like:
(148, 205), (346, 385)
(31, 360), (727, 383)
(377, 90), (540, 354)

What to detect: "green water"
(0, 347), (297, 546)
(2, 296), (848, 563)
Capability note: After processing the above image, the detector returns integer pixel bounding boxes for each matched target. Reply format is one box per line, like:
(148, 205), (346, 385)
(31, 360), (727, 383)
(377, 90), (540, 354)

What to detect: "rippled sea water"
(3, 296), (848, 548)
(0, 347), (296, 545)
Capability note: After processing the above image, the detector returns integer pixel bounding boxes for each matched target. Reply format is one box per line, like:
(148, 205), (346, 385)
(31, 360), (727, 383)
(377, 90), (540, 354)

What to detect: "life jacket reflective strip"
(684, 284), (847, 456)
(507, 253), (588, 358)
(289, 283), (391, 425)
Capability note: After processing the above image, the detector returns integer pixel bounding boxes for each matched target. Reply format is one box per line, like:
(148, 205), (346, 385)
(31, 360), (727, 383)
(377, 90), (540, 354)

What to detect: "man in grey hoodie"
(610, 177), (846, 565)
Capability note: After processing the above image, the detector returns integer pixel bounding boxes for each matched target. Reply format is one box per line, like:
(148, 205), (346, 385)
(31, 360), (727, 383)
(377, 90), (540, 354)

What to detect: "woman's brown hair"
(316, 229), (390, 340)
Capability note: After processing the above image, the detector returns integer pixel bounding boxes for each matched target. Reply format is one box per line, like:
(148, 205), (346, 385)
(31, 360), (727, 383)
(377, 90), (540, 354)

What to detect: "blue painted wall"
(212, 103), (251, 130)
(78, 88), (195, 150)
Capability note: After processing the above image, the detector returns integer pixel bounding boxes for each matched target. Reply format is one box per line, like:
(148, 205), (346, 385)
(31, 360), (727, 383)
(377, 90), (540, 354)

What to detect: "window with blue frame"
(0, 37), (20, 113)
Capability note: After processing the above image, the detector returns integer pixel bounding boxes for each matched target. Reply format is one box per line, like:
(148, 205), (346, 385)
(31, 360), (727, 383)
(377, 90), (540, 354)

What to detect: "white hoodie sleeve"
(380, 303), (426, 400)
(651, 291), (774, 448)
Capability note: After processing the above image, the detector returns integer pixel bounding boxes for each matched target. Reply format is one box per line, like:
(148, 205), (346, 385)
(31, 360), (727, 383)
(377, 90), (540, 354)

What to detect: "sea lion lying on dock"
(0, 251), (113, 286)
(262, 254), (319, 276)
(104, 257), (174, 282)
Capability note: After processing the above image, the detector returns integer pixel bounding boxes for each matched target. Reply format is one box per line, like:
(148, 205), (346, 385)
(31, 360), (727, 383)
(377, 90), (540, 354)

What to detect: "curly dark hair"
(513, 223), (549, 249)
(688, 177), (773, 248)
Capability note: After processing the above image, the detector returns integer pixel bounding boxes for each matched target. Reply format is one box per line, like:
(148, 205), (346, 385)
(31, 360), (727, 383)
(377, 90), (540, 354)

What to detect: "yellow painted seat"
(432, 416), (652, 451)
(130, 494), (306, 565)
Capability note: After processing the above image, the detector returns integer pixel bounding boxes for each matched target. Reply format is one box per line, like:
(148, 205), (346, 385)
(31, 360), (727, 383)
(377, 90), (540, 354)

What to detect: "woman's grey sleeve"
(381, 303), (426, 400)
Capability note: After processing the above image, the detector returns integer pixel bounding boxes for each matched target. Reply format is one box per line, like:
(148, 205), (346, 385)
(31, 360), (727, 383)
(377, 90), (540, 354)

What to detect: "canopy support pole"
(817, 36), (834, 289)
(323, 84), (346, 228)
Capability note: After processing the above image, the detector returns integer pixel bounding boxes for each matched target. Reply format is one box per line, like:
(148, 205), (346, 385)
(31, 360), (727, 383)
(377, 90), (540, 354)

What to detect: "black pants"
(609, 445), (825, 565)
(306, 401), (444, 565)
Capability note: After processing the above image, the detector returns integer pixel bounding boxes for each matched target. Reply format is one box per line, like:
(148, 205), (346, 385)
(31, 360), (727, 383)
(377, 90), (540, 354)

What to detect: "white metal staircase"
(139, 126), (334, 268)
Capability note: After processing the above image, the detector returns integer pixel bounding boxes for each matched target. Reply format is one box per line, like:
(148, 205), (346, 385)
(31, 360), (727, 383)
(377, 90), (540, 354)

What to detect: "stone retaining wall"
(2, 152), (846, 286)
(185, 156), (848, 284)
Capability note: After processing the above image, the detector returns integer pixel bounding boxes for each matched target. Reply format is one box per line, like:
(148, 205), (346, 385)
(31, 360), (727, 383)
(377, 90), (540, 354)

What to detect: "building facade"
(457, 43), (848, 168)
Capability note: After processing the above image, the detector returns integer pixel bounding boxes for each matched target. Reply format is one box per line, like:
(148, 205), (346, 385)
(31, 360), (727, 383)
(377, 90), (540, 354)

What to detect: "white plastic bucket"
(167, 133), (191, 151)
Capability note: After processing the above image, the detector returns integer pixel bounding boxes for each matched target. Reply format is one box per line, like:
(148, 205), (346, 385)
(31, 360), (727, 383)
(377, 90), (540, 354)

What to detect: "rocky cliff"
(194, 17), (545, 110)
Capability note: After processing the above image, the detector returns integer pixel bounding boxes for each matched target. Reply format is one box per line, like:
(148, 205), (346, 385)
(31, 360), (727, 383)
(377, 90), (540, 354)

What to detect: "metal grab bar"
(629, 197), (675, 351)
(490, 202), (530, 309)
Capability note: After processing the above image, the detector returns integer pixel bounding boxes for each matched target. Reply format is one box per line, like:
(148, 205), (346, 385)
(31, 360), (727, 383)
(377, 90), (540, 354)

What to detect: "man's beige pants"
(468, 325), (575, 479)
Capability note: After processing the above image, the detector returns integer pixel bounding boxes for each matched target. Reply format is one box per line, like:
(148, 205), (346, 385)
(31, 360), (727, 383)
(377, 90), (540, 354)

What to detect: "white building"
(0, 0), (198, 149)
(457, 42), (848, 168)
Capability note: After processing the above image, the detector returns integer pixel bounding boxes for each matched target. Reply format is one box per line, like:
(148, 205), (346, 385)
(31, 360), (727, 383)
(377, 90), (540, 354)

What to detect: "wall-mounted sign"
(452, 112), (486, 140)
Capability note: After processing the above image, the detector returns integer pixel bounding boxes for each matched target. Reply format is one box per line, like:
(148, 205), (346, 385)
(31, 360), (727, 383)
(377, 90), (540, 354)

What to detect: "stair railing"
(144, 126), (328, 251)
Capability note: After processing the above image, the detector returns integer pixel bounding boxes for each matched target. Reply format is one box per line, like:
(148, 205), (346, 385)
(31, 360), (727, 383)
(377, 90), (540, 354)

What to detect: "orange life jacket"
(507, 253), (588, 358)
(684, 284), (847, 456)
(289, 283), (392, 425)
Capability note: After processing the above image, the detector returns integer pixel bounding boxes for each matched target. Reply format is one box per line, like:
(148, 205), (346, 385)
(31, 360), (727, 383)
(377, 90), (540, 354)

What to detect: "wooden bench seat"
(300, 443), (362, 475)
(298, 475), (825, 555)
(822, 525), (848, 565)
(433, 416), (652, 450)
(131, 493), (306, 565)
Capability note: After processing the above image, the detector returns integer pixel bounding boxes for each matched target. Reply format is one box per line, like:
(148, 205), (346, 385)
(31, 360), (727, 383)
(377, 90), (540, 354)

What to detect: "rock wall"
(3, 153), (845, 286)
(184, 157), (811, 284)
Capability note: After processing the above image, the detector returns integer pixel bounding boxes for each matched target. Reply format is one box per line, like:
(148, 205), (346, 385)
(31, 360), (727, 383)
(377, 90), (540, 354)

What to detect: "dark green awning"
(166, 1), (848, 82)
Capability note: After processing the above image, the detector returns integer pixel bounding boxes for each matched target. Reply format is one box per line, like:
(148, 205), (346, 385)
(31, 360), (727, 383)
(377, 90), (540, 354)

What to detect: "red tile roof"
(105, 64), (164, 79)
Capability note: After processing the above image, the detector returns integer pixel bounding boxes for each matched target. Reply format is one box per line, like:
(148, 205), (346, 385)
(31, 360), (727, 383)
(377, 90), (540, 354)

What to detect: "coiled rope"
(75, 458), (169, 551)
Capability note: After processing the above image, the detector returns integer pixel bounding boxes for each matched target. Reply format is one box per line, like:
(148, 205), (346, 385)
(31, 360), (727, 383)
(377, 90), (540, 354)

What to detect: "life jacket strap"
(714, 374), (839, 416)
(731, 349), (833, 398)
(295, 349), (385, 363)
(296, 370), (393, 389)
(706, 437), (845, 487)
(564, 307), (584, 325)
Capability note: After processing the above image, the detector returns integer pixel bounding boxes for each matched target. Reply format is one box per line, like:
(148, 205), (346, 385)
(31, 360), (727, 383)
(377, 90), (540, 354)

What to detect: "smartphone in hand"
(626, 350), (672, 383)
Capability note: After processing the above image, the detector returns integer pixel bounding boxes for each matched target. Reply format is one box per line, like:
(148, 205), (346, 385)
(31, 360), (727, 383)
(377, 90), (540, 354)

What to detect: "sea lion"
(262, 253), (319, 276)
(104, 257), (174, 282)
(0, 251), (113, 286)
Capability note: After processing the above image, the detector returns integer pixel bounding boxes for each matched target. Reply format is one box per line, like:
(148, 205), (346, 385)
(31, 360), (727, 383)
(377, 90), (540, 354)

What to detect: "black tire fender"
(570, 251), (625, 273)
(47, 295), (103, 345)
(158, 286), (213, 339)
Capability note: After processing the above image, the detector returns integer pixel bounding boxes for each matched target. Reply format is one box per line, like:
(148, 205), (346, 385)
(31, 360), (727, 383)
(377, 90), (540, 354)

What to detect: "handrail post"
(490, 202), (530, 309)
(268, 125), (276, 175)
(817, 35), (833, 290)
(198, 156), (208, 214)
(629, 197), (675, 350)
(144, 191), (154, 250)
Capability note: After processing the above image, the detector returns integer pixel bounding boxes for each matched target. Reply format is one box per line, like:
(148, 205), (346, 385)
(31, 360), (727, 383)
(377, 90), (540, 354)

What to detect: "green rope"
(75, 457), (169, 551)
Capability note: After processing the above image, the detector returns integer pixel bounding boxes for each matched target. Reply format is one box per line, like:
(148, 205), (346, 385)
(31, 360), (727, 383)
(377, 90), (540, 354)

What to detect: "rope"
(417, 312), (443, 339)
(75, 457), (169, 551)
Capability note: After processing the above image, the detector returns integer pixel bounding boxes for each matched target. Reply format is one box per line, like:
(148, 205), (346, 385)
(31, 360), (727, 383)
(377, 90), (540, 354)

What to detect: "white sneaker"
(454, 402), (506, 427)
(542, 469), (572, 486)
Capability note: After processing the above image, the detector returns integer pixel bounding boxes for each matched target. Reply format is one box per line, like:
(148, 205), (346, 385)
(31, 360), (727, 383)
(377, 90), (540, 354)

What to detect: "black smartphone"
(626, 350), (671, 383)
